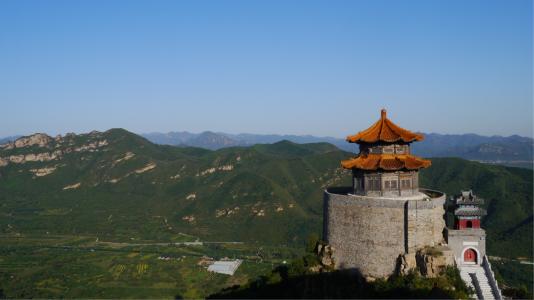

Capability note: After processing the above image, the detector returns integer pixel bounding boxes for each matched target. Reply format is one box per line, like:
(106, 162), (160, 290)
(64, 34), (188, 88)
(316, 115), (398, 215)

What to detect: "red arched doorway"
(466, 220), (473, 228)
(464, 248), (477, 263)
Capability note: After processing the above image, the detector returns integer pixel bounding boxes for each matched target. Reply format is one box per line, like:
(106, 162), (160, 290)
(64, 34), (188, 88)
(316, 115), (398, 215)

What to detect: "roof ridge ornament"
(381, 108), (387, 119)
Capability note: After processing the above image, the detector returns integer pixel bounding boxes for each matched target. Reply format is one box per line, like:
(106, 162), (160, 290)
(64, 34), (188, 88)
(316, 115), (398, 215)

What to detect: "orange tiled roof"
(346, 109), (424, 143)
(341, 154), (431, 171)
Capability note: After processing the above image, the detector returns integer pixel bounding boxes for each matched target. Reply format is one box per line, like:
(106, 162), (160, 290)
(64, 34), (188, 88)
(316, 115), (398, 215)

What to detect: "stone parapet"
(482, 255), (503, 299)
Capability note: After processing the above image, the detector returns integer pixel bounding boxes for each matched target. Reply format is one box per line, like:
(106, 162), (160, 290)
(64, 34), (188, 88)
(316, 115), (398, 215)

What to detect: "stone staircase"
(459, 257), (502, 300)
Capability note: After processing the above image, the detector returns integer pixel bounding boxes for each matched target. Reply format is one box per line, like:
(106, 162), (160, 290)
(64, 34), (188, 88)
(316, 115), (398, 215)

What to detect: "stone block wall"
(323, 187), (446, 278)
(406, 194), (446, 252)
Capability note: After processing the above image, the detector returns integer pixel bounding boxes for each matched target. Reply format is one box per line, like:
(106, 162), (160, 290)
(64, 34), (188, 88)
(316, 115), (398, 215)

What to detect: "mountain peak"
(273, 139), (297, 146)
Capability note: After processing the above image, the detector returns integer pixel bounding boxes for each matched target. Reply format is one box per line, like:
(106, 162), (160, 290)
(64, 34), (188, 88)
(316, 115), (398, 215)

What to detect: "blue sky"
(0, 0), (532, 138)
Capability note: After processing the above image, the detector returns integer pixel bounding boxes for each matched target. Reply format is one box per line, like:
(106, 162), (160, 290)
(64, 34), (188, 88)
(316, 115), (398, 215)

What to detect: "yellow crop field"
(136, 263), (149, 277)
(110, 264), (126, 279)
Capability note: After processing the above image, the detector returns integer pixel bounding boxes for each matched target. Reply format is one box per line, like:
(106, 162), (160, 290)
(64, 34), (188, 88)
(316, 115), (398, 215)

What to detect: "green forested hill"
(0, 129), (350, 246)
(0, 129), (532, 258)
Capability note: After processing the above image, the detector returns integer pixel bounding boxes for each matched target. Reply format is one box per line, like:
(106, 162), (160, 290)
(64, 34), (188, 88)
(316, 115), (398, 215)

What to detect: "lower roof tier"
(341, 153), (431, 171)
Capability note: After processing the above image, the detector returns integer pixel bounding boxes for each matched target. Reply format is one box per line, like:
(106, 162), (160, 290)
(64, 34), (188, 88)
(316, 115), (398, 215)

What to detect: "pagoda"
(323, 109), (447, 278)
(322, 110), (502, 296)
(341, 109), (431, 197)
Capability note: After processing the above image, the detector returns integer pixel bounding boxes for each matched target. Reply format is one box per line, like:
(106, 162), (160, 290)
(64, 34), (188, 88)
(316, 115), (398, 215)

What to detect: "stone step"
(458, 264), (499, 300)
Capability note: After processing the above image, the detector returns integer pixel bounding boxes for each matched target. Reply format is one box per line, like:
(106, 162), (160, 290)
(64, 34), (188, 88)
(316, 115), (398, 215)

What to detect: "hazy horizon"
(2, 126), (533, 141)
(1, 0), (532, 138)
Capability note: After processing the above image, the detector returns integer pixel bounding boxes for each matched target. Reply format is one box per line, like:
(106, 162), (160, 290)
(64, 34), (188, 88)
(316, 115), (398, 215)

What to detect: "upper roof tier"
(346, 109), (424, 144)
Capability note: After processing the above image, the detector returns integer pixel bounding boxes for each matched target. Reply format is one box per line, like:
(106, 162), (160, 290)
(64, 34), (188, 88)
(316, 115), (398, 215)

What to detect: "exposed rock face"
(196, 165), (234, 176)
(113, 152), (135, 165)
(0, 133), (52, 149)
(0, 134), (109, 167)
(30, 166), (57, 177)
(24, 151), (62, 162)
(417, 246), (455, 277)
(134, 163), (156, 174)
(252, 208), (265, 217)
(63, 182), (81, 190)
(13, 133), (52, 149)
(215, 207), (240, 218)
(398, 253), (417, 276)
(398, 246), (455, 277)
(321, 245), (335, 268)
(305, 243), (336, 274)
(182, 215), (195, 223)
(0, 151), (62, 166)
(316, 244), (335, 269)
(73, 140), (108, 152)
(105, 162), (157, 183)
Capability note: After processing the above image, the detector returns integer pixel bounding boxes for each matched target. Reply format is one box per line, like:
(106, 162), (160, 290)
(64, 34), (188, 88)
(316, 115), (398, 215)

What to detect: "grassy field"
(0, 234), (301, 299)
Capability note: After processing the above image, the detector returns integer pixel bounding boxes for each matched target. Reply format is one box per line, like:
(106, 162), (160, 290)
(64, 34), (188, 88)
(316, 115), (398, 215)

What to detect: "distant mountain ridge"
(411, 133), (533, 160)
(0, 135), (21, 145)
(3, 131), (532, 167)
(141, 131), (345, 151)
(141, 131), (533, 165)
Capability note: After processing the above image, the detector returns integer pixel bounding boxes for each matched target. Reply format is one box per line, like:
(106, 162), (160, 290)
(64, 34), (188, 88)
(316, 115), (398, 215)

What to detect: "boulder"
(397, 246), (454, 277)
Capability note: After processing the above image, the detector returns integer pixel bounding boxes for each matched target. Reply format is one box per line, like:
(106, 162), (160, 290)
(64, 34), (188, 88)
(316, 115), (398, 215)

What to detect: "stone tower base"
(323, 187), (446, 278)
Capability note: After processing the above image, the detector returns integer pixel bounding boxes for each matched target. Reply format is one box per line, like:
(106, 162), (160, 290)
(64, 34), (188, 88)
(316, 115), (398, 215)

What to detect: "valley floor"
(0, 234), (301, 299)
(0, 233), (531, 299)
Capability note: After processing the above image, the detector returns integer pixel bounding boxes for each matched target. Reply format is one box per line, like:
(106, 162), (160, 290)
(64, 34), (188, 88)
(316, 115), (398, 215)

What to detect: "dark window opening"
(401, 179), (411, 188)
(374, 179), (380, 190)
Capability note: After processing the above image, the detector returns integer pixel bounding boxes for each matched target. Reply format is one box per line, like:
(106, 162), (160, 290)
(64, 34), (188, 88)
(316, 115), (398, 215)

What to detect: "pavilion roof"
(454, 207), (487, 217)
(341, 153), (431, 171)
(346, 109), (424, 144)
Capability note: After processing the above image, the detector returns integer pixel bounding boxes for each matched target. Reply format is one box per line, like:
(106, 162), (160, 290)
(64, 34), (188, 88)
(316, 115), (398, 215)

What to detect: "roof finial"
(381, 108), (387, 119)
